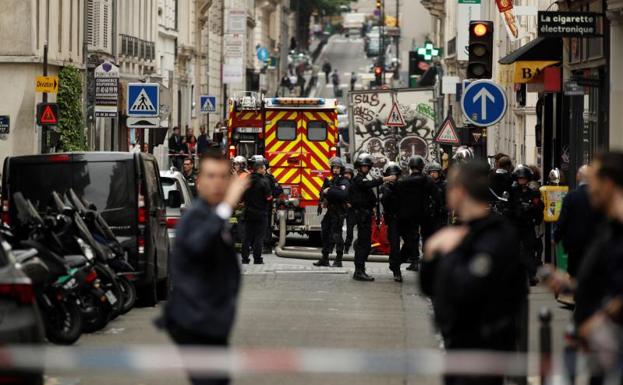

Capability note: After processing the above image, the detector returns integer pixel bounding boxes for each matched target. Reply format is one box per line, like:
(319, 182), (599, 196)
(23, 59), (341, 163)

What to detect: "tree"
(57, 66), (88, 151)
(292, 0), (353, 50)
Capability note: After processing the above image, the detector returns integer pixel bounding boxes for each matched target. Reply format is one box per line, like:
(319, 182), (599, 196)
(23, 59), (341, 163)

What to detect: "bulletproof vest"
(350, 174), (378, 209)
(397, 173), (430, 220)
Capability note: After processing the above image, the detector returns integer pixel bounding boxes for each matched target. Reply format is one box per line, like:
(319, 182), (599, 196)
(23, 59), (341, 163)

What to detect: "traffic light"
(467, 21), (494, 79)
(376, 0), (382, 9)
(36, 103), (59, 126)
(374, 65), (383, 86)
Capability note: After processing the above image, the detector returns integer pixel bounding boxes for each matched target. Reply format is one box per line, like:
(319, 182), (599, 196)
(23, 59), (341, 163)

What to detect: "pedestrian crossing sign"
(434, 116), (460, 145)
(200, 95), (217, 114)
(386, 102), (406, 127)
(127, 83), (159, 117)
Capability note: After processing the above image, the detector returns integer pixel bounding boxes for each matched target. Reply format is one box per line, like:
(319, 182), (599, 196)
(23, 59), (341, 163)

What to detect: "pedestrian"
(232, 155), (248, 176)
(426, 161), (449, 230)
(197, 125), (212, 156)
(296, 71), (305, 96)
(158, 149), (249, 385)
(350, 153), (396, 281)
(543, 152), (623, 384)
(420, 160), (527, 385)
(240, 157), (272, 265)
(553, 165), (603, 278)
(322, 60), (332, 83)
(509, 164), (545, 285)
(314, 157), (350, 268)
(398, 155), (440, 272)
(280, 74), (292, 96)
(168, 126), (184, 170)
(186, 128), (197, 156)
(331, 69), (340, 98)
(182, 157), (198, 197)
(350, 71), (357, 91)
(342, 164), (356, 255)
(380, 162), (403, 282)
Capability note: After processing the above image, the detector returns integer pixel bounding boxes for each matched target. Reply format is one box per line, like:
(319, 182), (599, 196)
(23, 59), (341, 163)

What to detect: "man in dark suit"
(160, 149), (249, 385)
(197, 125), (212, 155)
(554, 165), (603, 277)
(168, 126), (184, 169)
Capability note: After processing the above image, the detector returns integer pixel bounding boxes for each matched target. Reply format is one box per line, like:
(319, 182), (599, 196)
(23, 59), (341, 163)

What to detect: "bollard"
(539, 307), (553, 385)
(562, 323), (578, 385)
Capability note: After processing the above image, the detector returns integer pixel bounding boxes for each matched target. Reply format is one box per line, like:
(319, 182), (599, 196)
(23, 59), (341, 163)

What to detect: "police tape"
(0, 345), (603, 378)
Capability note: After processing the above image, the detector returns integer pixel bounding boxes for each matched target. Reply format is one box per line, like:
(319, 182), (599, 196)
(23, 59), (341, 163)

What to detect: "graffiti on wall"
(350, 90), (437, 176)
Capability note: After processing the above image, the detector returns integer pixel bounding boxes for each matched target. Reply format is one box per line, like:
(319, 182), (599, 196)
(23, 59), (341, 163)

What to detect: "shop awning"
(499, 37), (562, 84)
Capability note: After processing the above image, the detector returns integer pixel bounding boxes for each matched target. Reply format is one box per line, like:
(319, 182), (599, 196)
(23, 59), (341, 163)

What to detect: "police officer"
(380, 162), (403, 282)
(426, 161), (448, 230)
(314, 157), (350, 267)
(420, 161), (527, 385)
(240, 158), (272, 264)
(232, 155), (248, 176)
(182, 157), (198, 196)
(342, 164), (356, 255)
(350, 153), (396, 281)
(249, 155), (282, 252)
(398, 155), (440, 272)
(509, 164), (544, 285)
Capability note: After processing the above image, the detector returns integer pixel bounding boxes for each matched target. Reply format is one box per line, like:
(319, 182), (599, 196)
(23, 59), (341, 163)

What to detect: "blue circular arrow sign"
(461, 80), (507, 127)
(257, 47), (270, 62)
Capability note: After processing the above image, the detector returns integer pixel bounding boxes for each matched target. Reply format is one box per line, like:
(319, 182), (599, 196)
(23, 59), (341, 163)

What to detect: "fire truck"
(227, 93), (339, 241)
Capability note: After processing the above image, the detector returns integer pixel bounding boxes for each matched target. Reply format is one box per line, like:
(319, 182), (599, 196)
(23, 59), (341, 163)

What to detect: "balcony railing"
(120, 34), (155, 61)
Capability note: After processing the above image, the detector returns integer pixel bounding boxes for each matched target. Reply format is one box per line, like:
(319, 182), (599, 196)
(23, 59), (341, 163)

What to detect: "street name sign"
(461, 80), (507, 127)
(0, 116), (10, 135)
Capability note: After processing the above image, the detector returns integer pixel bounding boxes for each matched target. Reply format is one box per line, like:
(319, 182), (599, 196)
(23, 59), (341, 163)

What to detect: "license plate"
(105, 290), (118, 305)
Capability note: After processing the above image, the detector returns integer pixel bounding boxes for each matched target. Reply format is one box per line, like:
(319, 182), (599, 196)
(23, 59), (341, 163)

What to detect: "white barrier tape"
(0, 345), (598, 377)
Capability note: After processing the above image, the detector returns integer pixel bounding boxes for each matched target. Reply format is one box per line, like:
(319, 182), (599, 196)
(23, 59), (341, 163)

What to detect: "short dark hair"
(198, 148), (229, 172)
(594, 151), (623, 188)
(183, 157), (193, 164)
(449, 160), (491, 203)
(498, 156), (513, 170)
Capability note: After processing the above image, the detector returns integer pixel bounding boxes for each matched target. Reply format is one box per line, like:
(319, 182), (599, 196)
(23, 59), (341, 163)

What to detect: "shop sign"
(512, 61), (559, 84)
(538, 12), (599, 37)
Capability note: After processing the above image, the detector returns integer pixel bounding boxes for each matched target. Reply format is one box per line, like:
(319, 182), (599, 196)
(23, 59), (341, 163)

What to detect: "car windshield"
(9, 160), (136, 228)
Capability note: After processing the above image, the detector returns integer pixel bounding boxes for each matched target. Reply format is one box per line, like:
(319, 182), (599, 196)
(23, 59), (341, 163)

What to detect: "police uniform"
(315, 170), (350, 267)
(380, 162), (403, 281)
(241, 171), (272, 264)
(509, 178), (544, 284)
(183, 169), (198, 196)
(420, 213), (527, 385)
(343, 165), (356, 255)
(351, 155), (384, 281)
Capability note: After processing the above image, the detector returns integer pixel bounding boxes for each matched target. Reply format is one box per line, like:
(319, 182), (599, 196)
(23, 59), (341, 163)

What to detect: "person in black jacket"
(240, 158), (272, 264)
(426, 161), (448, 231)
(314, 157), (350, 267)
(168, 126), (184, 170)
(489, 155), (514, 201)
(343, 164), (356, 254)
(421, 161), (527, 385)
(196, 125), (212, 156)
(397, 155), (440, 272)
(553, 165), (603, 278)
(350, 153), (396, 281)
(509, 165), (545, 285)
(252, 155), (282, 252)
(159, 149), (249, 385)
(381, 162), (403, 282)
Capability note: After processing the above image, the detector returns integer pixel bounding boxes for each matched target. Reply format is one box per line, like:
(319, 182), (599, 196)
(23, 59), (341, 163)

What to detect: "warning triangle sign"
(386, 102), (406, 127)
(472, 132), (482, 143)
(38, 103), (59, 125)
(130, 88), (156, 112)
(434, 116), (460, 145)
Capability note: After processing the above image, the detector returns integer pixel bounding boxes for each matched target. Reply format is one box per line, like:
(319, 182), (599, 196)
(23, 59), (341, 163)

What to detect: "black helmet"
(408, 155), (426, 171)
(344, 164), (355, 176)
(383, 162), (402, 177)
(426, 161), (442, 173)
(354, 153), (373, 168)
(329, 156), (345, 169)
(513, 164), (533, 179)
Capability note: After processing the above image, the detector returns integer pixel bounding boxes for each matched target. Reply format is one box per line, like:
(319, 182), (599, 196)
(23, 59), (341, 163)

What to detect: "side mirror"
(167, 190), (182, 209)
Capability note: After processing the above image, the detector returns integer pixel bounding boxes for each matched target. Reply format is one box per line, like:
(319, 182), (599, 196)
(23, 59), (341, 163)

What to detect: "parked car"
(2, 152), (170, 306)
(159, 169), (194, 248)
(0, 241), (44, 384)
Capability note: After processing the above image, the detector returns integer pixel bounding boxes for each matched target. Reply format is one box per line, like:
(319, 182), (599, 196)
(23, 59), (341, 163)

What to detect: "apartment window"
(58, 0), (63, 52)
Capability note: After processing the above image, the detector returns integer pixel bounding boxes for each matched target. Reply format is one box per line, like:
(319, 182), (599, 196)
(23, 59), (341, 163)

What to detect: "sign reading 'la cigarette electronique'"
(538, 11), (600, 37)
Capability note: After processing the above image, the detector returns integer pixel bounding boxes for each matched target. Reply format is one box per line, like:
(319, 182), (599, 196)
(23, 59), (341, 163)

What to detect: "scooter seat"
(64, 254), (88, 268)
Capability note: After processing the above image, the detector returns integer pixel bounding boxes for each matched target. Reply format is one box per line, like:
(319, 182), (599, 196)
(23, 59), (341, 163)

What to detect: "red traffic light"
(374, 66), (383, 76)
(472, 23), (489, 37)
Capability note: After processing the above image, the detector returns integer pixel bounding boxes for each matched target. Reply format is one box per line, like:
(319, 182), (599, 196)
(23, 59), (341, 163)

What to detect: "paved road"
(46, 253), (571, 385)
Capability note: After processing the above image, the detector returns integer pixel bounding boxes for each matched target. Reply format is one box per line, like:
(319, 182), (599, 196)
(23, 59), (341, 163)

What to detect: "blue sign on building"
(127, 83), (159, 117)
(461, 80), (507, 127)
(200, 95), (217, 114)
(257, 47), (270, 62)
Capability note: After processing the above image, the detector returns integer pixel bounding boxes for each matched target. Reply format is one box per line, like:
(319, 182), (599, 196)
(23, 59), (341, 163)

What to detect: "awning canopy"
(498, 37), (562, 64)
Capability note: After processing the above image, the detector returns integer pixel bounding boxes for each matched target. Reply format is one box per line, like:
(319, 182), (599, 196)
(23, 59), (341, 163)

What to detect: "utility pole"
(395, 0), (400, 71)
(379, 0), (385, 85)
(41, 42), (48, 153)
